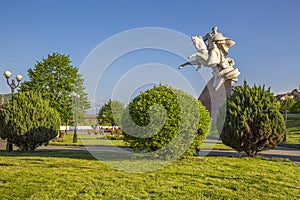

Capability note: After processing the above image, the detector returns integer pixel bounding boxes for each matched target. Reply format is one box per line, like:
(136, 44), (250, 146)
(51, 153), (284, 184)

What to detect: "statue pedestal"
(198, 78), (232, 123)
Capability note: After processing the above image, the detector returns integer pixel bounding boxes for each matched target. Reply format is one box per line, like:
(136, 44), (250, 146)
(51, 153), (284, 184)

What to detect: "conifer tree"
(0, 91), (60, 152)
(218, 81), (285, 156)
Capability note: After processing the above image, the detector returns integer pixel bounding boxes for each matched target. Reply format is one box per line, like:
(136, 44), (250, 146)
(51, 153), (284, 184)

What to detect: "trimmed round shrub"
(0, 91), (61, 152)
(122, 85), (211, 157)
(218, 81), (285, 156)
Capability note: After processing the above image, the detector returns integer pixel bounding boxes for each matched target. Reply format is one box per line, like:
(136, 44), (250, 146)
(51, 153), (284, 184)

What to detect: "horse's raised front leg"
(178, 60), (202, 71)
(178, 62), (191, 69)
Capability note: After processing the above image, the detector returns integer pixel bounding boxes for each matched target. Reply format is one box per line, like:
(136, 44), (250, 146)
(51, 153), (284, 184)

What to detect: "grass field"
(0, 115), (299, 199)
(49, 132), (232, 150)
(286, 114), (300, 145)
(49, 133), (127, 147)
(0, 151), (299, 200)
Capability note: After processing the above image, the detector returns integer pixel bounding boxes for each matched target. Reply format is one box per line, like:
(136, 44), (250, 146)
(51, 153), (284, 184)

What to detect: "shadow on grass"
(259, 153), (300, 162)
(0, 146), (136, 161)
(48, 144), (127, 148)
(0, 150), (96, 160)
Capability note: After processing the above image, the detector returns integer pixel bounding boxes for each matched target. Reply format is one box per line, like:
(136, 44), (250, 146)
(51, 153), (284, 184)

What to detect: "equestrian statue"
(179, 26), (240, 91)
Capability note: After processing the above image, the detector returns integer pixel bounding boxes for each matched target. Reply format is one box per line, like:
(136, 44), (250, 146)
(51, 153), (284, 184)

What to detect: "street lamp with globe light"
(280, 95), (294, 142)
(71, 92), (80, 143)
(3, 70), (22, 152)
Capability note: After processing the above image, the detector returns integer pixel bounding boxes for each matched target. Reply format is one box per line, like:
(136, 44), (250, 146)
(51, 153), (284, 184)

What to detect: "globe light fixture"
(3, 70), (22, 152)
(4, 70), (12, 78)
(71, 92), (80, 143)
(280, 95), (294, 142)
(16, 75), (22, 82)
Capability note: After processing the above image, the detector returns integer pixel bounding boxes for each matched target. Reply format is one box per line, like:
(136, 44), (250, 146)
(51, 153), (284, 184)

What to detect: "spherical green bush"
(0, 91), (61, 152)
(218, 81), (285, 156)
(122, 85), (211, 157)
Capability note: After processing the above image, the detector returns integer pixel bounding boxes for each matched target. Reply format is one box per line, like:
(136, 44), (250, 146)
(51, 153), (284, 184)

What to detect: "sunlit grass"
(49, 132), (126, 147)
(201, 142), (232, 150)
(49, 132), (233, 150)
(286, 114), (300, 145)
(0, 151), (298, 199)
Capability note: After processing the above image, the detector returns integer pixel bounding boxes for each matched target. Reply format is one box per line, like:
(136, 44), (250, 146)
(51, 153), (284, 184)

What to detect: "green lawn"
(0, 151), (299, 200)
(49, 133), (126, 147)
(286, 114), (300, 145)
(201, 141), (232, 150)
(50, 132), (233, 150)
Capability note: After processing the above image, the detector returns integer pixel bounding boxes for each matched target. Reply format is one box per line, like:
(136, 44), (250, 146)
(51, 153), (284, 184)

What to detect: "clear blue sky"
(1, 0), (300, 107)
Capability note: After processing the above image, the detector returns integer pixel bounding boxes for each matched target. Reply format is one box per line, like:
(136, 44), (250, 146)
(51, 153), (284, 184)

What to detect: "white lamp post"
(280, 95), (294, 142)
(71, 92), (80, 143)
(3, 70), (22, 152)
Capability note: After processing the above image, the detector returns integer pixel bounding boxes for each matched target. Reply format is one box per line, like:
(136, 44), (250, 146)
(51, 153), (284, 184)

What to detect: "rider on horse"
(203, 26), (235, 68)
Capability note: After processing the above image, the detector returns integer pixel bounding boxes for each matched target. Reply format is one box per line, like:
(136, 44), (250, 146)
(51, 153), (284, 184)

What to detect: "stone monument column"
(198, 78), (232, 122)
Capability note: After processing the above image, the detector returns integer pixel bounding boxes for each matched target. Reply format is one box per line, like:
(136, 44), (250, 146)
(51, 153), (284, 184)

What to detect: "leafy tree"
(122, 85), (211, 157)
(20, 52), (89, 127)
(218, 81), (285, 156)
(291, 100), (300, 113)
(279, 97), (296, 113)
(0, 91), (60, 152)
(97, 99), (124, 126)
